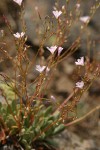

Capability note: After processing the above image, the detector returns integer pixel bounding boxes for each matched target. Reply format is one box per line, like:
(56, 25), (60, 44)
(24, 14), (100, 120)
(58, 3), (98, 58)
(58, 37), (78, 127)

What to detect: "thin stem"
(65, 105), (100, 127)
(53, 88), (78, 114)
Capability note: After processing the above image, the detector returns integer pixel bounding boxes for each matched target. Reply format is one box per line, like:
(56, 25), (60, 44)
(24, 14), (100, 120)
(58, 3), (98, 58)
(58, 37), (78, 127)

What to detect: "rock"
(53, 130), (100, 150)
(89, 80), (100, 96)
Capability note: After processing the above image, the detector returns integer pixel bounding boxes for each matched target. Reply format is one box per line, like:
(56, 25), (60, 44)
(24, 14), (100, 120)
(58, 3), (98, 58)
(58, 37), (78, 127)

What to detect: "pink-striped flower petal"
(53, 10), (62, 19)
(36, 65), (50, 73)
(47, 46), (57, 54)
(13, 32), (25, 38)
(76, 81), (84, 89)
(13, 0), (23, 6)
(80, 16), (90, 23)
(75, 57), (84, 66)
(58, 47), (63, 56)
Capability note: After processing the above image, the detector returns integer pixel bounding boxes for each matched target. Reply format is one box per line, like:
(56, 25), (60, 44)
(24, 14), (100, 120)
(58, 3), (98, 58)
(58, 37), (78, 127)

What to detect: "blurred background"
(0, 0), (100, 150)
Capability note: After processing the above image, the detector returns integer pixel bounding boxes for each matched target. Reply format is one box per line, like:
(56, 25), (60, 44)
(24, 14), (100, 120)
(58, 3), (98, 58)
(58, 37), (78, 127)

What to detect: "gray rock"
(53, 130), (100, 150)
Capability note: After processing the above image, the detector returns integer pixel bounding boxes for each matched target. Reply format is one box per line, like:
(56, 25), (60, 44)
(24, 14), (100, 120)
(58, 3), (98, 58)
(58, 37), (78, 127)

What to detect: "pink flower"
(75, 57), (84, 66)
(58, 47), (63, 56)
(80, 16), (90, 23)
(76, 81), (84, 89)
(13, 32), (25, 38)
(13, 0), (23, 6)
(53, 10), (62, 19)
(47, 46), (57, 54)
(36, 65), (50, 73)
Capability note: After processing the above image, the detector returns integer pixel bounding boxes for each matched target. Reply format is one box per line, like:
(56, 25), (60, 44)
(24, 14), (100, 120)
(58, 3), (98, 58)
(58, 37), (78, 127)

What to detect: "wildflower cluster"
(0, 0), (100, 149)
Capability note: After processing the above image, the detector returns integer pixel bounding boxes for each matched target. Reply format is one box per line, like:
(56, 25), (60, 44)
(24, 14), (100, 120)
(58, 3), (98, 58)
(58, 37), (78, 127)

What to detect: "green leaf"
(21, 139), (31, 150)
(11, 100), (17, 113)
(53, 111), (60, 120)
(46, 139), (58, 149)
(0, 82), (18, 102)
(0, 102), (2, 108)
(23, 117), (30, 128)
(53, 124), (65, 135)
(39, 132), (46, 139)
(35, 126), (41, 134)
(6, 115), (16, 128)
(40, 118), (50, 130)
(44, 106), (52, 117)
(32, 116), (39, 128)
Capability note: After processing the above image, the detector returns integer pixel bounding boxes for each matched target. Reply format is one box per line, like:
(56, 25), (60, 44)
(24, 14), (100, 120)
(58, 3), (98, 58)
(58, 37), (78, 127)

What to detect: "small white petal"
(53, 10), (62, 19)
(36, 65), (50, 73)
(75, 57), (84, 66)
(58, 47), (63, 56)
(36, 65), (45, 73)
(51, 95), (56, 101)
(47, 46), (57, 54)
(13, 32), (25, 38)
(80, 16), (90, 23)
(46, 67), (50, 72)
(76, 81), (84, 89)
(62, 5), (65, 10)
(13, 32), (20, 38)
(76, 3), (80, 9)
(35, 6), (38, 11)
(1, 30), (4, 37)
(13, 0), (23, 6)
(20, 32), (25, 37)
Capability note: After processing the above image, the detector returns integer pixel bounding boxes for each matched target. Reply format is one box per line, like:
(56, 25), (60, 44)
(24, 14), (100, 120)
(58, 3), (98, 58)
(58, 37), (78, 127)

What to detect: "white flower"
(76, 81), (84, 89)
(47, 46), (57, 54)
(50, 95), (56, 102)
(1, 30), (4, 37)
(58, 47), (63, 56)
(13, 0), (23, 6)
(75, 57), (84, 66)
(51, 95), (56, 101)
(36, 65), (50, 73)
(13, 32), (25, 38)
(53, 10), (62, 19)
(80, 16), (90, 23)
(62, 5), (65, 10)
(76, 3), (80, 9)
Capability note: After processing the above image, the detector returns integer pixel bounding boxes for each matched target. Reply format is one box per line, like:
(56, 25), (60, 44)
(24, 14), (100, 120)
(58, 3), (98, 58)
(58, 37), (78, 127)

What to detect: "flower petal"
(75, 57), (84, 66)
(53, 10), (62, 19)
(80, 16), (90, 23)
(76, 81), (84, 89)
(47, 46), (57, 54)
(36, 65), (50, 73)
(13, 0), (23, 6)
